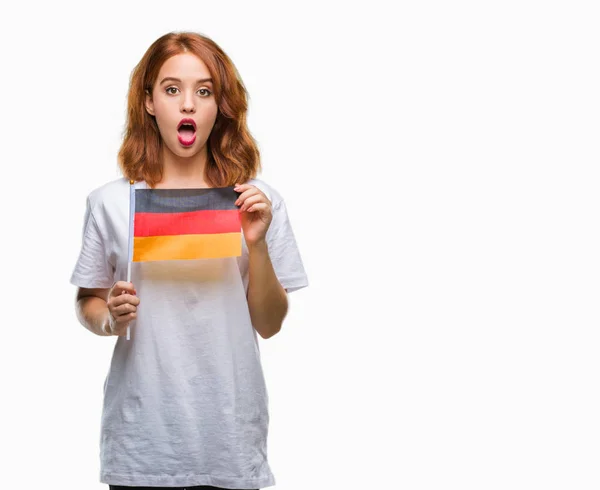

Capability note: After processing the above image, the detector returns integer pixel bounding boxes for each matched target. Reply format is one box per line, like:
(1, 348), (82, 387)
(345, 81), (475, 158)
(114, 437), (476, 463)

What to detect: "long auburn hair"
(117, 31), (261, 188)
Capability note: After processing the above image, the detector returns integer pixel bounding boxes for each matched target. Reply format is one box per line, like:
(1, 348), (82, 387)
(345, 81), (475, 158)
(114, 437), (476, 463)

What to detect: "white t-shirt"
(70, 176), (308, 488)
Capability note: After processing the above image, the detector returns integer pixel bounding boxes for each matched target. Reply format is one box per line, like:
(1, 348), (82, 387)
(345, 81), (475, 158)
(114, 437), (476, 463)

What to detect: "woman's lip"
(178, 132), (196, 146)
(178, 118), (196, 130)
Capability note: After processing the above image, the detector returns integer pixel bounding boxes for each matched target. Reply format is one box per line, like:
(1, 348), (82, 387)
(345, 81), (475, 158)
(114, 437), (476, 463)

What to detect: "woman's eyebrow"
(159, 77), (213, 85)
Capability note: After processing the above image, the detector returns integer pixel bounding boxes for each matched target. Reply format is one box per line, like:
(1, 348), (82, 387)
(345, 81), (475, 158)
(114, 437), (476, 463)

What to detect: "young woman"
(70, 31), (308, 490)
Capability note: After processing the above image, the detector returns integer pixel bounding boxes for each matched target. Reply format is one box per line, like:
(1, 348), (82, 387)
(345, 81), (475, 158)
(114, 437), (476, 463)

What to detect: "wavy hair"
(117, 31), (261, 188)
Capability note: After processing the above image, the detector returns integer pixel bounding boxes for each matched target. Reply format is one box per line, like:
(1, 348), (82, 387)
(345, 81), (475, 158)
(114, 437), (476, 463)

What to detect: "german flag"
(131, 186), (241, 262)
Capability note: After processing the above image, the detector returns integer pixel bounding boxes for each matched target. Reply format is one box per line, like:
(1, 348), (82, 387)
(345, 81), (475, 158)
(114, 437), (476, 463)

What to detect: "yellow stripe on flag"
(133, 232), (242, 262)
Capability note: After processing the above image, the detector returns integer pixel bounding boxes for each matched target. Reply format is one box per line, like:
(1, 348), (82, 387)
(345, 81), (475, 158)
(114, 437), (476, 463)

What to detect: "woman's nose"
(181, 92), (196, 112)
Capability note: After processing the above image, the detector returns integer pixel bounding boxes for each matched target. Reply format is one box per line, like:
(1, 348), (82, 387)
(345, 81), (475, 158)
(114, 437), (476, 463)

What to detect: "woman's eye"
(165, 87), (212, 96)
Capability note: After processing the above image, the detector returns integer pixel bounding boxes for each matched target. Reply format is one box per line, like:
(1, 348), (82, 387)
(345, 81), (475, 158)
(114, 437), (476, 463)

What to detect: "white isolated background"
(0, 1), (598, 489)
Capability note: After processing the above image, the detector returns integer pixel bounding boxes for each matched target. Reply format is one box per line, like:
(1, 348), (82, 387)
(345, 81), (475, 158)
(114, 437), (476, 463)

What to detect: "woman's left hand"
(234, 183), (272, 248)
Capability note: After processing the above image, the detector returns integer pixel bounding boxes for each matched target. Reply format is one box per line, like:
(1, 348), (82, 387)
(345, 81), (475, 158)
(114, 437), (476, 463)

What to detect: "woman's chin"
(164, 139), (205, 158)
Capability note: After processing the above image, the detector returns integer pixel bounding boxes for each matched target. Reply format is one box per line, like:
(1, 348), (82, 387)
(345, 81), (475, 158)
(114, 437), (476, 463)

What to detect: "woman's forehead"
(157, 53), (212, 81)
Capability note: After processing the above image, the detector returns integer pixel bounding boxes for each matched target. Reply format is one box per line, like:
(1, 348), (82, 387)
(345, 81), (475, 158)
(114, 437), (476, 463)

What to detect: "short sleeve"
(266, 199), (309, 294)
(70, 196), (115, 289)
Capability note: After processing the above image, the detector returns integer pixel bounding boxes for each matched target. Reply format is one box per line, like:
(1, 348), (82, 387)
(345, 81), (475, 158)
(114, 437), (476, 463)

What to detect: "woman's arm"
(75, 287), (112, 336)
(246, 241), (288, 339)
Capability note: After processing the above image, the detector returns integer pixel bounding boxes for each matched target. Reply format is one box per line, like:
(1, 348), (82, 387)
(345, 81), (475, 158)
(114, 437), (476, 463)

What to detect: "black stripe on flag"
(135, 186), (240, 213)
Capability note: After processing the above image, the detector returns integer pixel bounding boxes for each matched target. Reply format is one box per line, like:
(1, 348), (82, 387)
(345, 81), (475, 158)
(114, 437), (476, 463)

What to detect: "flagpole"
(126, 179), (135, 340)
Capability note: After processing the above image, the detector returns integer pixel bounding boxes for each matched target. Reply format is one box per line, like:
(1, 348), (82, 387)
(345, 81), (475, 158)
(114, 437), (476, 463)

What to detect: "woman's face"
(145, 53), (218, 158)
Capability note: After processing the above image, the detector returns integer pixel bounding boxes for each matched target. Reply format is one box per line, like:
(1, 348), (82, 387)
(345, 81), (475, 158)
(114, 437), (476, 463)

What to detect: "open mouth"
(177, 119), (196, 146)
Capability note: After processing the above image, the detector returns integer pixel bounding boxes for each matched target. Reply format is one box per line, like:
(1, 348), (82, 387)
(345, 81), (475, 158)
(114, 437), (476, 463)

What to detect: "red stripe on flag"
(134, 209), (240, 237)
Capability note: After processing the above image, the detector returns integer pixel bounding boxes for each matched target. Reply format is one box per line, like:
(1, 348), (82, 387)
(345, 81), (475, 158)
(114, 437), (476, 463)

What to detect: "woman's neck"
(155, 145), (211, 188)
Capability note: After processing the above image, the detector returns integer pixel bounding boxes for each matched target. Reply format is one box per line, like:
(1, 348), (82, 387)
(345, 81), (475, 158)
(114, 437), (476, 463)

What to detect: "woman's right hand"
(105, 281), (140, 336)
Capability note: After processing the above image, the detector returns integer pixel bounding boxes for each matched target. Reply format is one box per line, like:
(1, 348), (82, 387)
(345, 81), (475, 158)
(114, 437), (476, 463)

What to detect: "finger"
(113, 313), (137, 335)
(111, 281), (136, 297)
(111, 294), (140, 308)
(233, 183), (249, 201)
(235, 191), (257, 207)
(116, 311), (137, 325)
(240, 195), (265, 212)
(111, 303), (137, 316)
(112, 314), (137, 336)
(246, 202), (269, 213)
(234, 187), (259, 207)
(114, 281), (135, 291)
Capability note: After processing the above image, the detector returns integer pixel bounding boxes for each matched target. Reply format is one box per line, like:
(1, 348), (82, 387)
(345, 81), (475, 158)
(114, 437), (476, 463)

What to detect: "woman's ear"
(145, 89), (155, 116)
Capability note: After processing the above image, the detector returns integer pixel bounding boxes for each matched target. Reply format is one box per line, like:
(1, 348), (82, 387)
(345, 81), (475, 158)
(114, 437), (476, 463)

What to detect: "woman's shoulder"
(86, 177), (129, 211)
(245, 177), (284, 207)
